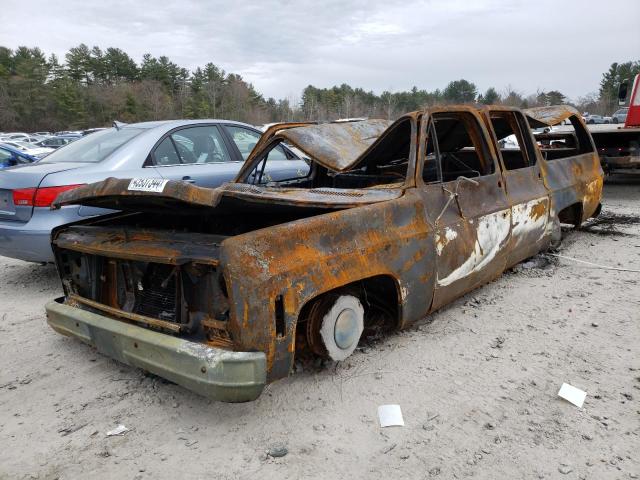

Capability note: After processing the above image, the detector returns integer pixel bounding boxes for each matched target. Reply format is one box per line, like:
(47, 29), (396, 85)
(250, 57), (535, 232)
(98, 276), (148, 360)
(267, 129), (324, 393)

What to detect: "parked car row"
(581, 108), (629, 125)
(0, 119), (307, 263)
(0, 129), (103, 168)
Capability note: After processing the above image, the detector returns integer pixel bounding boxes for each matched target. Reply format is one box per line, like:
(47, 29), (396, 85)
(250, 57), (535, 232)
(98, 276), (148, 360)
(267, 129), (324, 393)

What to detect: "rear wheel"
(306, 294), (364, 361)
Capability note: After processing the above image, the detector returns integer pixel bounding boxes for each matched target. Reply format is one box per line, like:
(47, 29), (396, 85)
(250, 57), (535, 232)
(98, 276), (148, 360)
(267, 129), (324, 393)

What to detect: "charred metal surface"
(276, 119), (392, 171)
(53, 176), (224, 211)
(53, 175), (400, 211)
(55, 226), (224, 265)
(525, 105), (580, 128)
(47, 107), (603, 401)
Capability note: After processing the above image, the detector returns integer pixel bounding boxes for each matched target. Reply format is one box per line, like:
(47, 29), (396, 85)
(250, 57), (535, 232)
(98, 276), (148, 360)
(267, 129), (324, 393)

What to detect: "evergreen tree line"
(0, 44), (637, 131)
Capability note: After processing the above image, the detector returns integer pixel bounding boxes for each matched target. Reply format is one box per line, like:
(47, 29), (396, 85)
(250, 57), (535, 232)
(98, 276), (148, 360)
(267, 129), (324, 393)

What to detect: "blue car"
(0, 144), (39, 169)
(0, 119), (308, 263)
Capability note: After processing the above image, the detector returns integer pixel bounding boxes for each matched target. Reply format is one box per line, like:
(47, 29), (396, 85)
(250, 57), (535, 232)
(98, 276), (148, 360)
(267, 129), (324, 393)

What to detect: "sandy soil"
(1, 176), (639, 480)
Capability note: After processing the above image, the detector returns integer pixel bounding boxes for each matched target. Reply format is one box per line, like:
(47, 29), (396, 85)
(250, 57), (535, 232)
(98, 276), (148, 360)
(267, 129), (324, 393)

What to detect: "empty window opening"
(422, 120), (442, 183)
(532, 115), (595, 161)
(430, 112), (494, 182)
(490, 111), (535, 170)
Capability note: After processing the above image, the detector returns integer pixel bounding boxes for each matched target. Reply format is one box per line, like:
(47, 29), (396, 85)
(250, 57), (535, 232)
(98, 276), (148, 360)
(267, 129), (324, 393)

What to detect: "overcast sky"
(1, 0), (638, 102)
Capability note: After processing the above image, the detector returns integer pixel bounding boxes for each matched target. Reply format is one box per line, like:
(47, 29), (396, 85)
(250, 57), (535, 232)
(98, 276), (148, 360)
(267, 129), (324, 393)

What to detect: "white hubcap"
(319, 295), (364, 361)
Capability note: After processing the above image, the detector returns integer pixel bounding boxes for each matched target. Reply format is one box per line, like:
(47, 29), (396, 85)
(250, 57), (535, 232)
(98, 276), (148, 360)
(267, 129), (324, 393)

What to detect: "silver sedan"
(0, 119), (307, 262)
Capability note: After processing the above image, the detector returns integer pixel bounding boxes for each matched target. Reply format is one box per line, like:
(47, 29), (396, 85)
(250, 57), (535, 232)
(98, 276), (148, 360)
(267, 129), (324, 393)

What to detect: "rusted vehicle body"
(45, 105), (603, 402)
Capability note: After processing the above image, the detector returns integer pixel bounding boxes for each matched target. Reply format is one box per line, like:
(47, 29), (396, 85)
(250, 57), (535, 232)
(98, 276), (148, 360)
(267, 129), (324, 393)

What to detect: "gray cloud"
(1, 0), (639, 101)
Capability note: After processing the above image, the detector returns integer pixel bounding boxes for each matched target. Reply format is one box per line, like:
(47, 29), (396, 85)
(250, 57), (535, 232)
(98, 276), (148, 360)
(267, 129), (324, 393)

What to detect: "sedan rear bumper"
(0, 223), (54, 262)
(45, 298), (266, 402)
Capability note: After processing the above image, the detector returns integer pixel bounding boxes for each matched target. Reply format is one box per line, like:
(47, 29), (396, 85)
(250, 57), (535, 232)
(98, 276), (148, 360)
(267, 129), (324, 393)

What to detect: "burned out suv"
(45, 105), (602, 402)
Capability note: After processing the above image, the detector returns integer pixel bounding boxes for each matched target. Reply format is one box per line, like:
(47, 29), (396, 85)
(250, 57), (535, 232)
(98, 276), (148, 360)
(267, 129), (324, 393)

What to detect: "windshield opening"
(242, 119), (411, 190)
(40, 127), (144, 163)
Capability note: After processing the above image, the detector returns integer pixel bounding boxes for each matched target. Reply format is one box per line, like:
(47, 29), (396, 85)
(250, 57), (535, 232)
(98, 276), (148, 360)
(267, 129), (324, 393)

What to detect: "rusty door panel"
(425, 171), (511, 311)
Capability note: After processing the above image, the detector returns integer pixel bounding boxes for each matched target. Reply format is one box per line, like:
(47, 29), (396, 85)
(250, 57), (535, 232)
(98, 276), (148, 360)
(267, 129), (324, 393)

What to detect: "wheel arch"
(557, 201), (584, 228)
(297, 273), (403, 335)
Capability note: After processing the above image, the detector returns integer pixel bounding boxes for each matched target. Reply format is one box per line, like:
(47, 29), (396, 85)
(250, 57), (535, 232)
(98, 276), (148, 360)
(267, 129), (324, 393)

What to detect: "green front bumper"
(45, 298), (266, 402)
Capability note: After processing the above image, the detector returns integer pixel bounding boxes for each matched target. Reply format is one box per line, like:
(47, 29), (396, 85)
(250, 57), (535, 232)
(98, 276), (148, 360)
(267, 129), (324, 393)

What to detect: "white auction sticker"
(128, 178), (169, 193)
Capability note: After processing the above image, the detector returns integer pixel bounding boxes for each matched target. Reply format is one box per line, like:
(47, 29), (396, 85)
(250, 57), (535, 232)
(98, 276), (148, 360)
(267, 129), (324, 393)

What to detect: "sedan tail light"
(13, 184), (85, 207)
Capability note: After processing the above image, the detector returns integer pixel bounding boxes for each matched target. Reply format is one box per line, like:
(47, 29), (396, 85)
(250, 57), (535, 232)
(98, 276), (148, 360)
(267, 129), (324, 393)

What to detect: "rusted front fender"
(219, 190), (435, 381)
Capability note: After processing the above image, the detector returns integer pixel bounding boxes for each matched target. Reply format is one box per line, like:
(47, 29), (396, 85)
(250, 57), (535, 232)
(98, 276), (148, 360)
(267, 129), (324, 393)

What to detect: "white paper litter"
(378, 404), (404, 427)
(558, 383), (587, 408)
(106, 425), (130, 436)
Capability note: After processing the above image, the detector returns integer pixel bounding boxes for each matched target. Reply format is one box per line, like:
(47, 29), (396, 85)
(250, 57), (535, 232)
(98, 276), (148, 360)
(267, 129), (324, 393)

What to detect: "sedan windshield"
(40, 127), (144, 163)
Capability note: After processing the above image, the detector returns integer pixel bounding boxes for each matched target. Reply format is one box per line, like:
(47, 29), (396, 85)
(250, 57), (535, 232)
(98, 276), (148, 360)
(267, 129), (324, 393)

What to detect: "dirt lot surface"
(1, 176), (639, 480)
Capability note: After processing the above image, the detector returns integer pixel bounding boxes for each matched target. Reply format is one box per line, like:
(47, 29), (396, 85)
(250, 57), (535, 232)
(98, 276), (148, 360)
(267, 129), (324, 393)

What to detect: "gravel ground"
(1, 176), (639, 480)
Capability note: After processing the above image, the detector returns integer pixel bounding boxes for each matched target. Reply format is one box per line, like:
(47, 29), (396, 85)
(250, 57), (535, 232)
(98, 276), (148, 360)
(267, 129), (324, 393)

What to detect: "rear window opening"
(242, 119), (412, 190)
(532, 115), (595, 161)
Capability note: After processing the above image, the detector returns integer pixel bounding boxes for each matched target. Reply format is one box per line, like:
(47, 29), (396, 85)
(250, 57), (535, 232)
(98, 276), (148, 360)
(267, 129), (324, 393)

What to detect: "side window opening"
(173, 126), (231, 164)
(432, 112), (494, 182)
(516, 114), (539, 164)
(225, 125), (261, 160)
(570, 115), (595, 154)
(153, 126), (233, 166)
(533, 114), (594, 161)
(490, 111), (535, 170)
(153, 137), (181, 166)
(422, 121), (441, 183)
(226, 125), (294, 162)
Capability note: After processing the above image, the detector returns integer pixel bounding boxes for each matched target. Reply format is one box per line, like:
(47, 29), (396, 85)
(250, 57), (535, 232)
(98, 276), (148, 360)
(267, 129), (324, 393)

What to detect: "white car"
(6, 132), (29, 138)
(582, 114), (610, 124)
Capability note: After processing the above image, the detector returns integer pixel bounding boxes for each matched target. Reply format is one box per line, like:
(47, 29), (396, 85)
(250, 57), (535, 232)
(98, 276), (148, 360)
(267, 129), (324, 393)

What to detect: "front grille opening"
(59, 250), (229, 339)
(134, 264), (178, 321)
(104, 260), (184, 326)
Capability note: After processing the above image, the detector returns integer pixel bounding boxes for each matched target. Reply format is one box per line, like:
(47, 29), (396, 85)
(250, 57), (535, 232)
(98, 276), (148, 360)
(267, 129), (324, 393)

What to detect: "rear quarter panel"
(541, 152), (603, 222)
